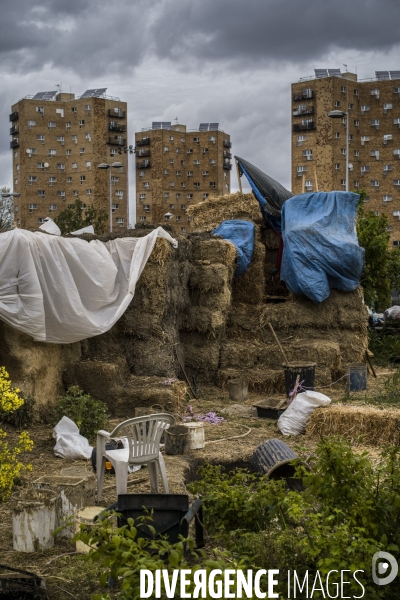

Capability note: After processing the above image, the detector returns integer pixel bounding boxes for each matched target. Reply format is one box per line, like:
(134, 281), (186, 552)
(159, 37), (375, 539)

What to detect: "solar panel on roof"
(209, 123), (219, 130)
(152, 122), (162, 129)
(81, 88), (107, 98)
(315, 69), (328, 78)
(376, 71), (390, 80)
(328, 69), (341, 77)
(199, 123), (209, 131)
(32, 91), (57, 100)
(390, 71), (400, 80)
(162, 122), (172, 130)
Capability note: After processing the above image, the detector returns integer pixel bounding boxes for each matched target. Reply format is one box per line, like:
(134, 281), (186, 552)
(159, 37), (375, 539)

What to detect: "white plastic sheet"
(0, 227), (177, 343)
(277, 390), (331, 436)
(53, 416), (93, 460)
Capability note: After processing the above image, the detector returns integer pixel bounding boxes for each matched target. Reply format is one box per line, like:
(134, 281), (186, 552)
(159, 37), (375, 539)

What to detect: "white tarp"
(0, 226), (177, 343)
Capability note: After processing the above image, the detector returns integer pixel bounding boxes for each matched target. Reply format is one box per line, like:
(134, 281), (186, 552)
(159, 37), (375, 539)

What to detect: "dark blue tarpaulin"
(280, 191), (365, 303)
(212, 220), (255, 277)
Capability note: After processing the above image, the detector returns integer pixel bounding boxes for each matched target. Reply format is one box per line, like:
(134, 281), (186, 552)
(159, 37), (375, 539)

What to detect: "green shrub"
(0, 395), (36, 428)
(55, 386), (108, 441)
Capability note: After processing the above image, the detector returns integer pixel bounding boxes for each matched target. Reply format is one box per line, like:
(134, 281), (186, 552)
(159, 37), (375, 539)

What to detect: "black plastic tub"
(253, 398), (288, 420)
(282, 362), (316, 397)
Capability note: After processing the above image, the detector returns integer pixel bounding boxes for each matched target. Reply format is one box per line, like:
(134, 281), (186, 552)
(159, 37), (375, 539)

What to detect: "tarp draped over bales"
(0, 226), (177, 343)
(212, 220), (255, 276)
(280, 191), (365, 303)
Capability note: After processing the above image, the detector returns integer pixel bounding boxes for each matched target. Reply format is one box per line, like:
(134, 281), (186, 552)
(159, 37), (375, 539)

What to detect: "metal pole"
(346, 111), (349, 192)
(109, 167), (112, 233)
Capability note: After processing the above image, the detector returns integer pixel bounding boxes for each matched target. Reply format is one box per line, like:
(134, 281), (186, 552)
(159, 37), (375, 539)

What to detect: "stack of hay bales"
(186, 191), (263, 232)
(181, 236), (236, 383)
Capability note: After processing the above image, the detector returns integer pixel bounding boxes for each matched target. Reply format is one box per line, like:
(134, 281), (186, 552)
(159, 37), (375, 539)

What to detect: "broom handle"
(268, 322), (290, 365)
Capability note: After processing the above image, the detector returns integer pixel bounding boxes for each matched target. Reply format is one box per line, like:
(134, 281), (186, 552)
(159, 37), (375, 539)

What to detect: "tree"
(0, 186), (13, 230)
(54, 199), (108, 235)
(356, 189), (400, 310)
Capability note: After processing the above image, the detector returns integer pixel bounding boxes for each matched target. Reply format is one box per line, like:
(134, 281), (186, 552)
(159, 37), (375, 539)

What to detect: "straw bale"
(191, 237), (237, 270)
(183, 307), (226, 333)
(218, 367), (285, 395)
(226, 303), (267, 341)
(181, 332), (221, 383)
(307, 405), (400, 446)
(189, 263), (230, 292)
(264, 262), (290, 297)
(148, 238), (172, 265)
(127, 335), (177, 377)
(232, 242), (266, 305)
(262, 227), (281, 250)
(193, 286), (232, 312)
(187, 192), (262, 232)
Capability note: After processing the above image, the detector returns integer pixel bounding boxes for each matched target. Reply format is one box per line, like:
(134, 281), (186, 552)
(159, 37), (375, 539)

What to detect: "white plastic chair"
(96, 413), (175, 501)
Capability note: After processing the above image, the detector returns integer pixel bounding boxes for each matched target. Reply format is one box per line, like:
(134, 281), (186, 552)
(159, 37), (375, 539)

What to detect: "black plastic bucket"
(282, 362), (316, 397)
(252, 439), (304, 492)
(164, 425), (189, 455)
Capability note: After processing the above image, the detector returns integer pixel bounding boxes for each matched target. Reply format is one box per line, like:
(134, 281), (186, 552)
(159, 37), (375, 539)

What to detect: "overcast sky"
(1, 0), (400, 223)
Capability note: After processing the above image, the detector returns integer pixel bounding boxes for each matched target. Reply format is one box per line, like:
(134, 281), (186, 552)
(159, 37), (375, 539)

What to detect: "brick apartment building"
(135, 122), (232, 232)
(291, 69), (400, 244)
(9, 88), (128, 230)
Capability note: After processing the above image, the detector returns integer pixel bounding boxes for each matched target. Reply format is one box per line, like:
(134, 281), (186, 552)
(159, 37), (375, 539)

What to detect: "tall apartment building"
(10, 88), (128, 230)
(291, 69), (400, 244)
(135, 122), (232, 232)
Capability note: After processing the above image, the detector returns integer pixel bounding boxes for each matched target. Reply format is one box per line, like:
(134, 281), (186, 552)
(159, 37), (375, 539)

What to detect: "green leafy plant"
(54, 199), (108, 235)
(55, 386), (108, 441)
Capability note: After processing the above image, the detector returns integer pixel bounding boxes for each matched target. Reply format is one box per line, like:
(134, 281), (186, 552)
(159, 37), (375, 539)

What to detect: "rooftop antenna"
(55, 82), (62, 93)
(343, 64), (347, 72)
(175, 117), (178, 123)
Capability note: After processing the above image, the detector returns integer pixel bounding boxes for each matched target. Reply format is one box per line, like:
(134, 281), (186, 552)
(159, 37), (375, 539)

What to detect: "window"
(209, 136), (216, 143)
(361, 166), (370, 174)
(14, 152), (18, 159)
(26, 148), (36, 154)
(176, 193), (181, 199)
(181, 205), (187, 210)
(143, 182), (150, 189)
(181, 160), (185, 165)
(49, 177), (57, 184)
(341, 148), (346, 155)
(370, 119), (380, 128)
(341, 179), (346, 186)
(194, 182), (200, 188)
(176, 148), (180, 154)
(181, 227), (187, 232)
(202, 170), (209, 176)
(393, 179), (400, 187)
(384, 134), (393, 144)
(371, 88), (380, 97)
(169, 204), (175, 210)
(111, 176), (119, 184)
(202, 148), (209, 154)
(193, 137), (200, 143)
(354, 89), (359, 97)
(187, 149), (193, 154)
(139, 193), (146, 200)
(27, 120), (36, 128)
(29, 204), (37, 210)
(72, 135), (77, 142)
(303, 150), (312, 160)
(37, 190), (45, 198)
(305, 180), (313, 191)
(80, 175), (86, 183)
(335, 163), (340, 170)
(85, 133), (91, 141)
(361, 136), (370, 144)
(370, 180), (380, 187)
(383, 195), (393, 203)
(67, 177), (72, 184)
(348, 134), (353, 141)
(85, 161), (92, 168)
(164, 147), (169, 152)
(348, 103), (354, 110)
(57, 191), (65, 197)
(169, 136), (174, 141)
(187, 171), (193, 177)
(36, 106), (44, 115)
(194, 159), (200, 165)
(116, 218), (124, 226)
(86, 189), (92, 195)
(71, 107), (77, 114)
(115, 190), (124, 199)
(202, 193), (209, 200)
(28, 176), (37, 184)
(296, 135), (307, 146)
(186, 193), (193, 199)
(66, 122), (71, 129)
(394, 149), (400, 157)
(72, 190), (79, 196)
(302, 88), (313, 98)
(16, 165), (19, 171)
(37, 162), (45, 170)
(354, 120), (359, 127)
(169, 159), (174, 164)
(48, 121), (56, 129)
(48, 149), (56, 156)
(176, 216), (181, 222)
(164, 169), (169, 175)
(139, 216), (146, 222)
(79, 120), (85, 127)
(210, 181), (216, 189)
(175, 171), (181, 176)
(181, 182), (186, 188)
(72, 162), (78, 169)
(361, 105), (370, 113)
(370, 150), (380, 160)
(48, 204), (58, 213)
(297, 166), (307, 174)
(57, 163), (65, 170)
(354, 150), (359, 158)
(79, 148), (85, 154)
(85, 104), (91, 111)
(384, 164), (393, 173)
(335, 132), (340, 139)
(38, 218), (46, 224)
(341, 86), (346, 93)
(169, 182), (175, 188)
(354, 181), (359, 188)
(384, 103), (393, 113)
(209, 159), (216, 165)
(334, 100), (340, 107)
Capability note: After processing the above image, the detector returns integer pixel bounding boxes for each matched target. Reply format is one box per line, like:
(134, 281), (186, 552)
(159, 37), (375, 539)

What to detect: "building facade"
(291, 70), (400, 244)
(135, 122), (232, 232)
(10, 89), (128, 230)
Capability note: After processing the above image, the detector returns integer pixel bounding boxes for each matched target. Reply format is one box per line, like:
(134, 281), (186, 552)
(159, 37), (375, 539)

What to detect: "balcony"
(136, 137), (150, 147)
(223, 151), (232, 158)
(10, 139), (19, 148)
(108, 109), (126, 118)
(223, 163), (232, 170)
(293, 122), (315, 132)
(109, 123), (126, 132)
(292, 107), (314, 116)
(136, 160), (151, 169)
(223, 140), (232, 148)
(9, 125), (19, 135)
(137, 149), (150, 157)
(293, 91), (313, 101)
(108, 137), (126, 146)
(9, 111), (18, 122)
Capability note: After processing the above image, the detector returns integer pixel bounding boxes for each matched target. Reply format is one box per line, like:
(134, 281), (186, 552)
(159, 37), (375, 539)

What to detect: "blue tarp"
(212, 220), (255, 277)
(280, 191), (365, 303)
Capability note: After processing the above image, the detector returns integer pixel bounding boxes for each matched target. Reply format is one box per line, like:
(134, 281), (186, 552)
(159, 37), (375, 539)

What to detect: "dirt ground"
(0, 368), (396, 599)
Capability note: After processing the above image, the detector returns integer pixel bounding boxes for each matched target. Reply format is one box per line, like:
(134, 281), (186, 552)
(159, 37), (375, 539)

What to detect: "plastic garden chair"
(96, 413), (175, 501)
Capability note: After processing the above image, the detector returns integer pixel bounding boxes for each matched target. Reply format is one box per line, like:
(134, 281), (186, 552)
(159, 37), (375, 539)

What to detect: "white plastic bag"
(277, 390), (331, 436)
(53, 416), (93, 459)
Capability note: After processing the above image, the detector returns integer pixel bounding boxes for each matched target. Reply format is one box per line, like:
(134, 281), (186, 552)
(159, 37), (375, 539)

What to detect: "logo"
(372, 551), (398, 586)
